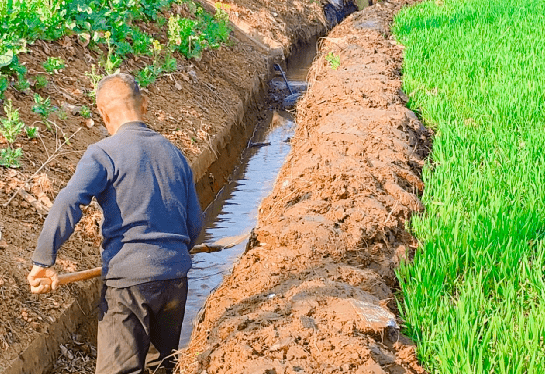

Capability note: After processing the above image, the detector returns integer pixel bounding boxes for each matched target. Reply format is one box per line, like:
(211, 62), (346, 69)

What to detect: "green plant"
(25, 126), (38, 139)
(57, 109), (68, 120)
(84, 65), (103, 98)
(0, 99), (25, 167)
(42, 56), (65, 73)
(393, 0), (544, 372)
(0, 74), (8, 99)
(325, 52), (340, 70)
(80, 105), (91, 118)
(135, 40), (173, 87)
(34, 75), (48, 89)
(14, 75), (30, 91)
(32, 94), (57, 130)
(100, 31), (122, 75)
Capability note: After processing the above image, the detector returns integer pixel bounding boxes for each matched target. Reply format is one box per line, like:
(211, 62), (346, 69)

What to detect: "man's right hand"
(27, 265), (59, 294)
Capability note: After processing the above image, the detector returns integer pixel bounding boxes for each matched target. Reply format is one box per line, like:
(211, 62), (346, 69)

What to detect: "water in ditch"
(180, 41), (318, 347)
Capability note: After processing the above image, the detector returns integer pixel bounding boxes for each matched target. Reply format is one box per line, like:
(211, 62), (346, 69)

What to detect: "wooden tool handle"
(58, 267), (102, 285)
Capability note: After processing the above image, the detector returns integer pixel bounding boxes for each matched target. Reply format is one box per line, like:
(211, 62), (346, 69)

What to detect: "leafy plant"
(14, 75), (30, 91)
(0, 148), (23, 168)
(43, 57), (65, 73)
(34, 75), (48, 89)
(0, 74), (8, 99)
(0, 99), (25, 167)
(325, 52), (340, 70)
(32, 94), (57, 130)
(80, 105), (91, 118)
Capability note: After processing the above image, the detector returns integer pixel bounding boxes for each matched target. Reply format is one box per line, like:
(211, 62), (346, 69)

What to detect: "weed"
(100, 31), (122, 75)
(0, 99), (25, 167)
(43, 57), (65, 73)
(34, 75), (48, 90)
(325, 52), (340, 70)
(25, 126), (38, 139)
(84, 65), (103, 98)
(32, 94), (57, 130)
(57, 110), (68, 121)
(80, 105), (91, 119)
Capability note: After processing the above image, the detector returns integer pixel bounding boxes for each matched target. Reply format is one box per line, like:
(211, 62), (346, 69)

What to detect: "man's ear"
(98, 107), (110, 125)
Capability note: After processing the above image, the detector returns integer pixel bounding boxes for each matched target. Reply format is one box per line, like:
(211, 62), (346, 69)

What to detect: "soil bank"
(0, 1), (345, 372)
(177, 1), (432, 373)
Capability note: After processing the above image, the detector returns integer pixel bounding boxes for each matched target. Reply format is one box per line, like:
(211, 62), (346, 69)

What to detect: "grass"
(392, 0), (545, 372)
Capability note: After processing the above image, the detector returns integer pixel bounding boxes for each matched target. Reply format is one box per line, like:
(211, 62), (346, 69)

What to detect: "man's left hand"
(27, 265), (59, 294)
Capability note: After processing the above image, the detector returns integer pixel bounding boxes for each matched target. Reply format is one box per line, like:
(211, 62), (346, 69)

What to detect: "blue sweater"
(32, 122), (204, 287)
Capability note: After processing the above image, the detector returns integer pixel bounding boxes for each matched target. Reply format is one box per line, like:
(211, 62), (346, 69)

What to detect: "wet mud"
(177, 1), (431, 373)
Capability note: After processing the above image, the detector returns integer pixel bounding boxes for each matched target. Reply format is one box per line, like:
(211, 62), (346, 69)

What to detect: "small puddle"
(180, 41), (318, 347)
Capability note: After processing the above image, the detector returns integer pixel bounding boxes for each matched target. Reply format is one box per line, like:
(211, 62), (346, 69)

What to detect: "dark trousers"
(96, 278), (188, 374)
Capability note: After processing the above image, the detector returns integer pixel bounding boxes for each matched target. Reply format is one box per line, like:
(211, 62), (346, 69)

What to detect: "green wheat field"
(393, 0), (545, 372)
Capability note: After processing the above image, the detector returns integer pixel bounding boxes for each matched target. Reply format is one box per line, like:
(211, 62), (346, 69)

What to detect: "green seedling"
(0, 99), (25, 168)
(25, 126), (38, 139)
(84, 65), (103, 98)
(14, 75), (30, 91)
(0, 147), (23, 168)
(80, 105), (92, 118)
(34, 75), (48, 89)
(57, 109), (68, 121)
(43, 56), (65, 73)
(32, 94), (57, 130)
(325, 52), (340, 70)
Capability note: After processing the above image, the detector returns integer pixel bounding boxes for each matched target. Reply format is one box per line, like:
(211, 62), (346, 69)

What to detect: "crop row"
(0, 0), (232, 167)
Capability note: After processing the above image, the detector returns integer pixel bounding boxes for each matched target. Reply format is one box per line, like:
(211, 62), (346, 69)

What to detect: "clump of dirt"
(0, 0), (337, 372)
(177, 1), (431, 373)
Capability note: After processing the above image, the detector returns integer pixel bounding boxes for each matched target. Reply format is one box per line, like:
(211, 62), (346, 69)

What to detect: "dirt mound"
(177, 1), (431, 373)
(0, 0), (334, 372)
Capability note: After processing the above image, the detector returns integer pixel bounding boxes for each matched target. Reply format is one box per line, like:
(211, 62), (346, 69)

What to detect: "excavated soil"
(177, 1), (432, 373)
(0, 0), (336, 372)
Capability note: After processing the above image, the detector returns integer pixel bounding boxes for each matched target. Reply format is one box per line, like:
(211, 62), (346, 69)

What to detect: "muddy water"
(180, 42), (318, 347)
(180, 111), (294, 346)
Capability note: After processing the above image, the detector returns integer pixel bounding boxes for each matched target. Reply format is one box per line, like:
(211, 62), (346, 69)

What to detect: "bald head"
(95, 73), (147, 135)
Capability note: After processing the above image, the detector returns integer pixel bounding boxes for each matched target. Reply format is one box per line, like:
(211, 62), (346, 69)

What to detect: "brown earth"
(176, 1), (432, 373)
(0, 0), (334, 372)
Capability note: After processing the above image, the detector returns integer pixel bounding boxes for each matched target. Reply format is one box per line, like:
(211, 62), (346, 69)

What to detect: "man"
(27, 73), (204, 374)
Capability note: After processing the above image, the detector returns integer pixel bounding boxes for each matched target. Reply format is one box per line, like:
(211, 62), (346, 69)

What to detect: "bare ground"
(177, 1), (432, 373)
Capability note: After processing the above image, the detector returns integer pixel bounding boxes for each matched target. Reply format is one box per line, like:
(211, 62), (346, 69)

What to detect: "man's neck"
(108, 114), (144, 135)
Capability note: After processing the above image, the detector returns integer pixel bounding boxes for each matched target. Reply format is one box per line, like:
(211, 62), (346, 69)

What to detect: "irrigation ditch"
(0, 1), (363, 373)
(178, 0), (432, 372)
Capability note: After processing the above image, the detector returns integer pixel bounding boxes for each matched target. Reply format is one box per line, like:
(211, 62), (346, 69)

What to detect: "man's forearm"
(32, 189), (86, 267)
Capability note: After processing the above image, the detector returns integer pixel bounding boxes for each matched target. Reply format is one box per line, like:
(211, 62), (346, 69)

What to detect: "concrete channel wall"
(1, 1), (359, 373)
(178, 1), (430, 373)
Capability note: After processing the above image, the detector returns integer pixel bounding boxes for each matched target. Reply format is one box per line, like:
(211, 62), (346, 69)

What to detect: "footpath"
(178, 1), (431, 373)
